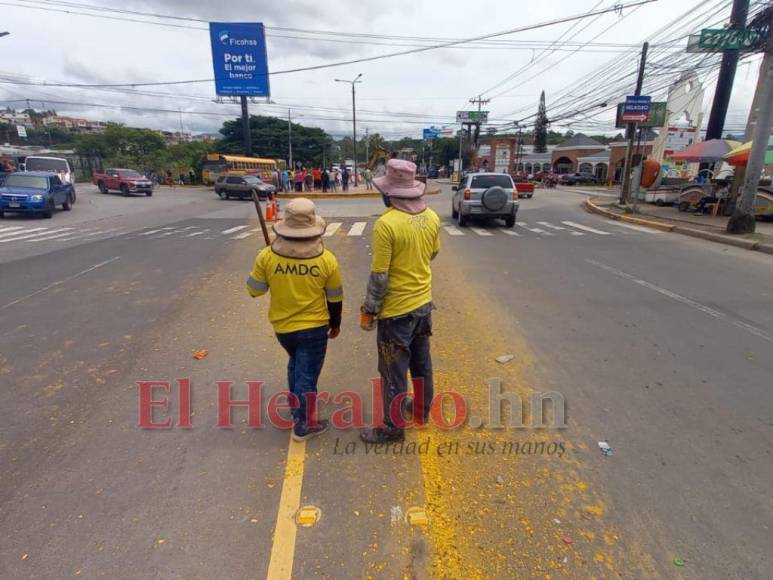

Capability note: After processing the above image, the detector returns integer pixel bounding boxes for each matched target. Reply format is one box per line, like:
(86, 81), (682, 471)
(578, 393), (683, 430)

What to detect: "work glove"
(360, 307), (377, 332)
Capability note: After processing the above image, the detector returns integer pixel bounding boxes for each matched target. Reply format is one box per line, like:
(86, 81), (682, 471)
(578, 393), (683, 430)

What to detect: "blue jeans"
(276, 325), (329, 427)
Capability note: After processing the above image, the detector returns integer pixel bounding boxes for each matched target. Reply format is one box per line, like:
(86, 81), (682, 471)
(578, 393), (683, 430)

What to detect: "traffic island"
(277, 182), (442, 200)
(585, 196), (773, 255)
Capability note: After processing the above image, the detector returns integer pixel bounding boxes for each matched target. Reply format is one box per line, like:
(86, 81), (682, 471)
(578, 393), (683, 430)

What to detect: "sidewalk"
(586, 196), (773, 255)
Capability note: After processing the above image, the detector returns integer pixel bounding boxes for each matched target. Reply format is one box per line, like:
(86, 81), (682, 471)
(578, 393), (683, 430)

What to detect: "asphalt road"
(1, 183), (771, 578)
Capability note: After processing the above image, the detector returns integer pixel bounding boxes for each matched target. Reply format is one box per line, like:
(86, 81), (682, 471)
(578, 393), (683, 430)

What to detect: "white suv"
(452, 172), (518, 227)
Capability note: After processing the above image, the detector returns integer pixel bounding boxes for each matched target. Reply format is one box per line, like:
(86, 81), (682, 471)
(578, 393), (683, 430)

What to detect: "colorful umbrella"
(669, 138), (741, 162)
(723, 136), (773, 166)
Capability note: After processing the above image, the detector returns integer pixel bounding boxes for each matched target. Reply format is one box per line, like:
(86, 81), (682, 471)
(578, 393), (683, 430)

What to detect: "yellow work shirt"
(371, 207), (440, 319)
(247, 248), (343, 334)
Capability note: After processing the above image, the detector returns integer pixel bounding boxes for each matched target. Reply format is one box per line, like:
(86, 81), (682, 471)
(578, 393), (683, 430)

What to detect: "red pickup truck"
(93, 168), (153, 196)
(513, 179), (535, 199)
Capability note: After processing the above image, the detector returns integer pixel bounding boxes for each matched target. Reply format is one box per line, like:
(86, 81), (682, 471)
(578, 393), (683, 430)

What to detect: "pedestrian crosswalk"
(0, 225), (126, 244)
(0, 217), (661, 248)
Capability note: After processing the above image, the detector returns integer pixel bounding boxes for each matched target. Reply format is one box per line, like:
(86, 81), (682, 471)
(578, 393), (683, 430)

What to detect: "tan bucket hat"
(273, 198), (326, 238)
(271, 198), (327, 259)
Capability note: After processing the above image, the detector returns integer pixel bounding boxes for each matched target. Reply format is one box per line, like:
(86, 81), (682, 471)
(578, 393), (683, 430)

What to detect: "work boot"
(359, 426), (405, 444)
(292, 419), (329, 442)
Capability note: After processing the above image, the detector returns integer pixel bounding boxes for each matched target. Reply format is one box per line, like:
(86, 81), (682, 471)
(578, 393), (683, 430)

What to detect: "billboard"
(423, 127), (441, 140)
(209, 22), (270, 97)
(457, 111), (489, 123)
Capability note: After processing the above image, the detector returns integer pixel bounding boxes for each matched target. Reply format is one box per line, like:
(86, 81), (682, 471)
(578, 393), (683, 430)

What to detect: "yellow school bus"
(201, 154), (277, 184)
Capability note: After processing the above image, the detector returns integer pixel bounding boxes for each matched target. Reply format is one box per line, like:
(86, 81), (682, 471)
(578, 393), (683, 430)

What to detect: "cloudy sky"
(0, 0), (764, 139)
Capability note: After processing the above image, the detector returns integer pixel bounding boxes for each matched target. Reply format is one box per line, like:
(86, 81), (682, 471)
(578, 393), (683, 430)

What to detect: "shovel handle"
(251, 190), (271, 246)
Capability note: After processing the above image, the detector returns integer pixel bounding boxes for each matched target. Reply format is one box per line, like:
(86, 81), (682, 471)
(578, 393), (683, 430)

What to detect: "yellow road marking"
(266, 437), (306, 580)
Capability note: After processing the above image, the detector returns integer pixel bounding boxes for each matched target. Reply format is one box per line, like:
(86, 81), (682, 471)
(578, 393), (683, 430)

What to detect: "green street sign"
(687, 27), (768, 52)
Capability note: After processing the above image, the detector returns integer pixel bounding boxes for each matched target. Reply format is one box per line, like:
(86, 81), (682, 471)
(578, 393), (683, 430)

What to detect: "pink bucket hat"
(372, 159), (426, 198)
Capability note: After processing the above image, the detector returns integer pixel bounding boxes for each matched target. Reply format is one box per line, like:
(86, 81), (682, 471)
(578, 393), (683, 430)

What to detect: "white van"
(23, 156), (74, 185)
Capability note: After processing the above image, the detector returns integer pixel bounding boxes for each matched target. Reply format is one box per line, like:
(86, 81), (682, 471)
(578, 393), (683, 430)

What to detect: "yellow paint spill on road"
(413, 264), (635, 578)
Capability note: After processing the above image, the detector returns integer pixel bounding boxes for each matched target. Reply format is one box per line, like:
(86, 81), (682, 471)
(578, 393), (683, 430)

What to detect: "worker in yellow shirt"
(247, 198), (343, 441)
(360, 159), (440, 443)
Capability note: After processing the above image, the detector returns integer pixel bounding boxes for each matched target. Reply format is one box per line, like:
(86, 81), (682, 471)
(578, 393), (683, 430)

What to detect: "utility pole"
(705, 0), (750, 140)
(178, 109), (184, 144)
(365, 127), (369, 166)
(288, 108), (293, 169)
(727, 19), (773, 234)
(469, 95), (490, 150)
(240, 96), (252, 157)
(335, 74), (363, 185)
(619, 42), (649, 206)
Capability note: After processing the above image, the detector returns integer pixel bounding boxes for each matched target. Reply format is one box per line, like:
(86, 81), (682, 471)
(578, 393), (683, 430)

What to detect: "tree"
(534, 91), (549, 153)
(218, 114), (330, 166)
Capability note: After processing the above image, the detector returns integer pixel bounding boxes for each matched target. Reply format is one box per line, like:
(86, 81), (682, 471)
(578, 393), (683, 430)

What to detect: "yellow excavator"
(368, 146), (391, 176)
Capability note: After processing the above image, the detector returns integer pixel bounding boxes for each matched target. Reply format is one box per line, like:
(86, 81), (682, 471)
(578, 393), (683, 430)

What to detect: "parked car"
(0, 172), (76, 218)
(451, 172), (518, 227)
(214, 174), (276, 200)
(93, 168), (153, 196)
(559, 172), (598, 186)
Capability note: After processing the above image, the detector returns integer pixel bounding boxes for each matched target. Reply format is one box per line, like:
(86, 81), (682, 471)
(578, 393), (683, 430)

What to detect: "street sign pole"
(727, 33), (773, 234)
(240, 96), (252, 157)
(705, 0), (750, 140)
(620, 42), (649, 207)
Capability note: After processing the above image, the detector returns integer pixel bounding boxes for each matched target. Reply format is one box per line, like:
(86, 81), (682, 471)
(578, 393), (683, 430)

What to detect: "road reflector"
(295, 506), (321, 527)
(405, 507), (429, 526)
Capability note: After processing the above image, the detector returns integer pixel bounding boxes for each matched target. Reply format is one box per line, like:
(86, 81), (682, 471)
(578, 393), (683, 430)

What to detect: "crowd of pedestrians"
(276, 164), (362, 193)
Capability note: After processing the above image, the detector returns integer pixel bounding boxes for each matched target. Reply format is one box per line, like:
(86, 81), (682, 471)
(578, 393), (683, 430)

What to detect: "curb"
(584, 198), (675, 232)
(585, 197), (773, 255)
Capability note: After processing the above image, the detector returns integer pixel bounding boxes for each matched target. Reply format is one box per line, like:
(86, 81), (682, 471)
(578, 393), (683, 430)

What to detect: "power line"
(0, 0), (659, 88)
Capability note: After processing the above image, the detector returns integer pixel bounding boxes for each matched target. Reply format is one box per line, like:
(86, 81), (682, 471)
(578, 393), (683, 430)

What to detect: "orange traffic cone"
(265, 199), (275, 221)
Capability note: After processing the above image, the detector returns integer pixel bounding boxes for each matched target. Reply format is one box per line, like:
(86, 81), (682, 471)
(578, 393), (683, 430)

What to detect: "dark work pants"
(377, 303), (434, 430)
(276, 325), (329, 427)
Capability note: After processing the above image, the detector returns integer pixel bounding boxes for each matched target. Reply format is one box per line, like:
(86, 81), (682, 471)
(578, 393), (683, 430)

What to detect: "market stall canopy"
(723, 136), (773, 166)
(670, 138), (741, 162)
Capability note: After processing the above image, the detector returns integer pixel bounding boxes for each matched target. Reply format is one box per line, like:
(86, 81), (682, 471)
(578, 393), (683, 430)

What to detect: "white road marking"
(324, 222), (342, 237)
(57, 228), (122, 241)
(0, 256), (121, 311)
(516, 223), (554, 235)
(151, 229), (187, 238)
(0, 227), (48, 240)
(186, 230), (208, 237)
(221, 225), (248, 234)
(561, 221), (611, 235)
(498, 228), (521, 236)
(443, 225), (465, 236)
(537, 221), (566, 230)
(0, 228), (71, 243)
(348, 222), (366, 236)
(231, 232), (254, 239)
(610, 221), (662, 234)
(586, 259), (773, 344)
(138, 227), (174, 236)
(0, 226), (25, 234)
(471, 227), (494, 236)
(28, 229), (92, 242)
